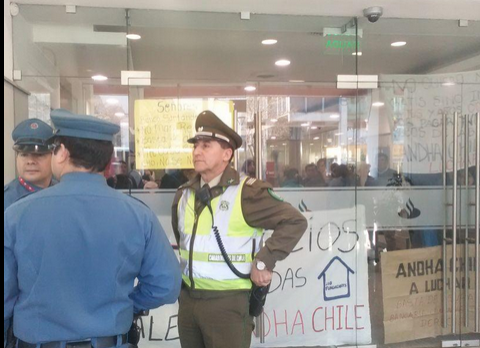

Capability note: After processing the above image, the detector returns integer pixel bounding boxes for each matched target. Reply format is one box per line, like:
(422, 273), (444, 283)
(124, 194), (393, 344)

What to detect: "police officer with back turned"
(4, 109), (181, 347)
(173, 110), (308, 348)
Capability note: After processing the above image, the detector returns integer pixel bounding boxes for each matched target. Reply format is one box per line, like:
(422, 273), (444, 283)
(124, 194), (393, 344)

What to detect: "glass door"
(359, 79), (480, 348)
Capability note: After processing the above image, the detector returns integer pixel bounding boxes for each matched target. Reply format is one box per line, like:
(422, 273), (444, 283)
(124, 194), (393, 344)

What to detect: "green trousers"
(178, 289), (254, 348)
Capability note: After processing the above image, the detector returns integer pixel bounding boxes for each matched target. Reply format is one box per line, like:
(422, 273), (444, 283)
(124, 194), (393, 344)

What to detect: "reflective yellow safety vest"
(177, 178), (263, 291)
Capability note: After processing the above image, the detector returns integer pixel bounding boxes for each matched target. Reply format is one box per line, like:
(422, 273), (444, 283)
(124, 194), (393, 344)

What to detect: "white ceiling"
(13, 0), (480, 21)
(15, 5), (480, 84)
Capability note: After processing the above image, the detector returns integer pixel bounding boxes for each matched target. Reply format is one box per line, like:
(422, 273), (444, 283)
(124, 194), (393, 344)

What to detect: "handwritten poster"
(382, 245), (478, 344)
(381, 70), (480, 174)
(137, 207), (371, 347)
(135, 99), (233, 170)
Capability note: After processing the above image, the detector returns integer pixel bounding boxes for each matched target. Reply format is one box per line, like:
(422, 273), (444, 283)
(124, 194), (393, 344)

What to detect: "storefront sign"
(381, 245), (478, 344)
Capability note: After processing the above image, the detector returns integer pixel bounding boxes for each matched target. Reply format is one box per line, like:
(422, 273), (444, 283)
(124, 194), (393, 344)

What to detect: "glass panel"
(358, 16), (480, 348)
(13, 5), (128, 80)
(129, 10), (357, 83)
(359, 81), (480, 348)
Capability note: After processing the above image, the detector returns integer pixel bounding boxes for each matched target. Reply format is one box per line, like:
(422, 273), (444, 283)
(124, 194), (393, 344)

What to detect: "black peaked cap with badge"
(12, 118), (54, 154)
(188, 110), (243, 150)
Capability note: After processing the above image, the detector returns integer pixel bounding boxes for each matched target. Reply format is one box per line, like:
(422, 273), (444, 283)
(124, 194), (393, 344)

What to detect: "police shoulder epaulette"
(4, 185), (10, 193)
(245, 177), (258, 186)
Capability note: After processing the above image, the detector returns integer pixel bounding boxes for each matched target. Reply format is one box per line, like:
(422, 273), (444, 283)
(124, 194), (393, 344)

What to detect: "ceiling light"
(335, 132), (343, 136)
(106, 98), (119, 105)
(314, 137), (320, 140)
(301, 123), (310, 127)
(311, 126), (318, 130)
(289, 80), (305, 83)
(275, 59), (291, 67)
(391, 41), (407, 47)
(244, 86), (257, 92)
(126, 34), (142, 40)
(443, 82), (456, 87)
(115, 112), (126, 117)
(327, 139), (333, 143)
(352, 52), (363, 56)
(310, 143), (314, 146)
(330, 114), (340, 119)
(271, 136), (277, 140)
(372, 102), (385, 107)
(271, 119), (278, 123)
(262, 39), (278, 45)
(92, 75), (108, 81)
(282, 143), (287, 146)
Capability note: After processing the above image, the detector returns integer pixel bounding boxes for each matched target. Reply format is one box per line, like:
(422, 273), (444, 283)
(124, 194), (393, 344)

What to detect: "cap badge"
(30, 123), (39, 130)
(198, 127), (204, 132)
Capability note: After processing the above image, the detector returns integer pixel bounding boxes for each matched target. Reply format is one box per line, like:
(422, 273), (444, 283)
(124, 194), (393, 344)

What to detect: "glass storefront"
(11, 4), (480, 347)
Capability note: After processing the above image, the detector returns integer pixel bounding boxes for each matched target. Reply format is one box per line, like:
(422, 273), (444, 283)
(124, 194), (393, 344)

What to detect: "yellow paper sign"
(135, 99), (233, 170)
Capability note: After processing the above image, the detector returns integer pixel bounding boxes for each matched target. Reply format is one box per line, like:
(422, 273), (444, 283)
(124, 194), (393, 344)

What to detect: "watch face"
(257, 261), (266, 271)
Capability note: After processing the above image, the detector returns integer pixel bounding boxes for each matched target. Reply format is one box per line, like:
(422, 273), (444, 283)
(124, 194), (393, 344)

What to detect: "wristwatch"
(255, 260), (267, 271)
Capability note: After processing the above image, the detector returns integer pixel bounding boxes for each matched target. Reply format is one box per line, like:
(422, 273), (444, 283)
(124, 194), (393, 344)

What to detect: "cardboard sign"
(382, 245), (478, 344)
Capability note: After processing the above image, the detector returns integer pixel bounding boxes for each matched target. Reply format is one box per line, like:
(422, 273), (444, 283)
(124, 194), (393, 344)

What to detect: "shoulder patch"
(268, 188), (284, 202)
(246, 178), (258, 186)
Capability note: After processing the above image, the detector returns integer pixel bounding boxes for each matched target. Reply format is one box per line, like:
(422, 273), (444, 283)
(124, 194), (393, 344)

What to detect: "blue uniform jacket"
(4, 178), (44, 212)
(4, 172), (181, 343)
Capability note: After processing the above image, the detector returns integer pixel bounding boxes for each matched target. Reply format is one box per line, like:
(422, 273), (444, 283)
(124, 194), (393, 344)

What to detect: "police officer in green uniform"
(4, 119), (54, 211)
(172, 110), (308, 348)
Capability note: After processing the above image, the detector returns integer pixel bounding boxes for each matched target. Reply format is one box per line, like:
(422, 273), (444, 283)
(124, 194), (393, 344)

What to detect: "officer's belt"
(18, 335), (128, 348)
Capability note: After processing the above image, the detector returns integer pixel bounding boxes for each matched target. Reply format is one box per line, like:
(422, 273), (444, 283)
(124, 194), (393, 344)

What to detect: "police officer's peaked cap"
(51, 109), (120, 142)
(188, 110), (243, 150)
(12, 118), (54, 154)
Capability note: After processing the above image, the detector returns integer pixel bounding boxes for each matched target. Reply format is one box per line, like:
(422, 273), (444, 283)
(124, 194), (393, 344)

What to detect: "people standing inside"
(172, 110), (307, 348)
(375, 153), (397, 186)
(241, 158), (256, 179)
(4, 109), (181, 346)
(316, 158), (330, 185)
(4, 119), (55, 211)
(303, 163), (325, 187)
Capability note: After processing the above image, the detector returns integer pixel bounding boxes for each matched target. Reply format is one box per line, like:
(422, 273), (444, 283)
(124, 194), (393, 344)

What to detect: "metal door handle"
(443, 113), (448, 329)
(464, 115), (469, 328)
(476, 112), (480, 333)
(452, 112), (459, 334)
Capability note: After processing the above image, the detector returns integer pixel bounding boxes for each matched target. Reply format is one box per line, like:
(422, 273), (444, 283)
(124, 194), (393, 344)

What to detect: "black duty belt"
(18, 335), (128, 348)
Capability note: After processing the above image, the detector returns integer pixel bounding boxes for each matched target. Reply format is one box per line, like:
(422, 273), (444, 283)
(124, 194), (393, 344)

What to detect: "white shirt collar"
(201, 173), (223, 188)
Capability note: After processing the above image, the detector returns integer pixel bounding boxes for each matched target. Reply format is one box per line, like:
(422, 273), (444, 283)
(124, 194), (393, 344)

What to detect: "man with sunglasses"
(4, 109), (181, 348)
(4, 119), (55, 211)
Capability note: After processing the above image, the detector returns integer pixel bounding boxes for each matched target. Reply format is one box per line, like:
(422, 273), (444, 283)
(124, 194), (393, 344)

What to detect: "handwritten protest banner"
(137, 206), (371, 347)
(134, 99), (233, 169)
(381, 70), (480, 174)
(382, 245), (478, 344)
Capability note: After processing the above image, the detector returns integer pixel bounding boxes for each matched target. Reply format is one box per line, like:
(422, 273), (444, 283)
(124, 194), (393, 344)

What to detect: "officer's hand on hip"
(251, 261), (273, 287)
